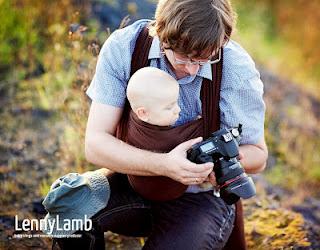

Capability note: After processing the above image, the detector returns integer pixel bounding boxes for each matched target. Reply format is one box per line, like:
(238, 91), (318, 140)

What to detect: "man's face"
(163, 47), (220, 79)
(164, 49), (200, 78)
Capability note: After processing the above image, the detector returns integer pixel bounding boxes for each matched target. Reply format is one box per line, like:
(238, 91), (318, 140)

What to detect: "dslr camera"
(187, 125), (256, 205)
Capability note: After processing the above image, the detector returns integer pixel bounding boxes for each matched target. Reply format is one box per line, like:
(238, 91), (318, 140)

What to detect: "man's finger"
(176, 137), (203, 151)
(184, 162), (214, 173)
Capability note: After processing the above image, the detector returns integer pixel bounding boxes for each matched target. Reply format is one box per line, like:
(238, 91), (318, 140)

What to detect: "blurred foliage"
(233, 0), (320, 95)
(0, 0), (319, 197)
(0, 0), (105, 196)
(232, 0), (320, 195)
(0, 0), (88, 79)
(0, 0), (319, 207)
(0, 1), (320, 248)
(245, 208), (310, 249)
(264, 93), (320, 193)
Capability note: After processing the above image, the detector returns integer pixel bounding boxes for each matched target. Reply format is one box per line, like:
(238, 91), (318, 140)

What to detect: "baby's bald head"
(127, 67), (178, 110)
(127, 67), (180, 126)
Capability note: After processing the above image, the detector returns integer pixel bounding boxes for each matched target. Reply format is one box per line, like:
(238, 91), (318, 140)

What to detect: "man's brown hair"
(149, 0), (236, 58)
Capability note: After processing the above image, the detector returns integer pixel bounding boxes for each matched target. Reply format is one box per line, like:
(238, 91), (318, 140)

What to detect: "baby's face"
(127, 67), (181, 126)
(146, 89), (181, 126)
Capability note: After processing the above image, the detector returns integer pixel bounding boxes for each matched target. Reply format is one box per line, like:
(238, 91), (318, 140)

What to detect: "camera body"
(187, 125), (256, 204)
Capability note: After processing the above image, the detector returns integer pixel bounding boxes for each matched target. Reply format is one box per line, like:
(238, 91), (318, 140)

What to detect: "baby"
(126, 67), (214, 196)
(127, 67), (181, 126)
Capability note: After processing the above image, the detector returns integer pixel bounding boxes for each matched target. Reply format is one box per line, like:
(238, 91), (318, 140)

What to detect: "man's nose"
(185, 64), (200, 76)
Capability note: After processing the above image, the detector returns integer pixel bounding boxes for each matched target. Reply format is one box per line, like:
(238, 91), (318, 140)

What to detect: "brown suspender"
(115, 27), (153, 140)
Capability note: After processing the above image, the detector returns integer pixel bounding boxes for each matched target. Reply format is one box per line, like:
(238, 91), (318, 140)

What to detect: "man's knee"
(185, 212), (234, 250)
(143, 205), (235, 250)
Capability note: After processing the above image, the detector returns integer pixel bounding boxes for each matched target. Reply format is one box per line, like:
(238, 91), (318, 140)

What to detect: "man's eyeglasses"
(162, 48), (221, 66)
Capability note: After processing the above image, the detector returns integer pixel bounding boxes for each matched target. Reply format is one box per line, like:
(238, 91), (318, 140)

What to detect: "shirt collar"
(148, 36), (213, 81)
(148, 36), (162, 59)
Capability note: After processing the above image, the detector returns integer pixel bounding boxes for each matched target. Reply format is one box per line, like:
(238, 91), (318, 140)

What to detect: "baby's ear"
(135, 107), (149, 122)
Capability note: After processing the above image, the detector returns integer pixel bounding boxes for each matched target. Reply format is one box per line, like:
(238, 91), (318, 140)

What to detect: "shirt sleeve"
(220, 44), (266, 145)
(86, 30), (132, 107)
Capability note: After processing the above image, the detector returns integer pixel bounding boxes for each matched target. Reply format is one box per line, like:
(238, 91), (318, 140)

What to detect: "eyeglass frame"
(161, 47), (221, 66)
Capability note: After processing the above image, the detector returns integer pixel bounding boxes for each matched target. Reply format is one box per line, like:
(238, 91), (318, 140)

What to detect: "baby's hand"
(207, 172), (217, 186)
(199, 172), (217, 189)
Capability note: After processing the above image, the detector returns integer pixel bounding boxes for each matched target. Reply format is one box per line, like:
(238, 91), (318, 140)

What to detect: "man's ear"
(135, 107), (149, 122)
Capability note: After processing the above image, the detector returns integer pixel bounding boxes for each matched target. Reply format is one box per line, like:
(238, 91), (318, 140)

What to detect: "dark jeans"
(55, 173), (235, 250)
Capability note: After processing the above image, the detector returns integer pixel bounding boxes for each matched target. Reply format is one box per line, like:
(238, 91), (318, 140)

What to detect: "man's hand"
(163, 137), (214, 185)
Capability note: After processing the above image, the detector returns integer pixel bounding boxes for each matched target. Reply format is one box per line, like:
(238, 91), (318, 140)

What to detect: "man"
(59, 0), (268, 249)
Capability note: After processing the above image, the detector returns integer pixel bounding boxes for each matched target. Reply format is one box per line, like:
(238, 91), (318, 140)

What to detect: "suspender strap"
(130, 27), (153, 75)
(201, 55), (223, 138)
(116, 26), (153, 140)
